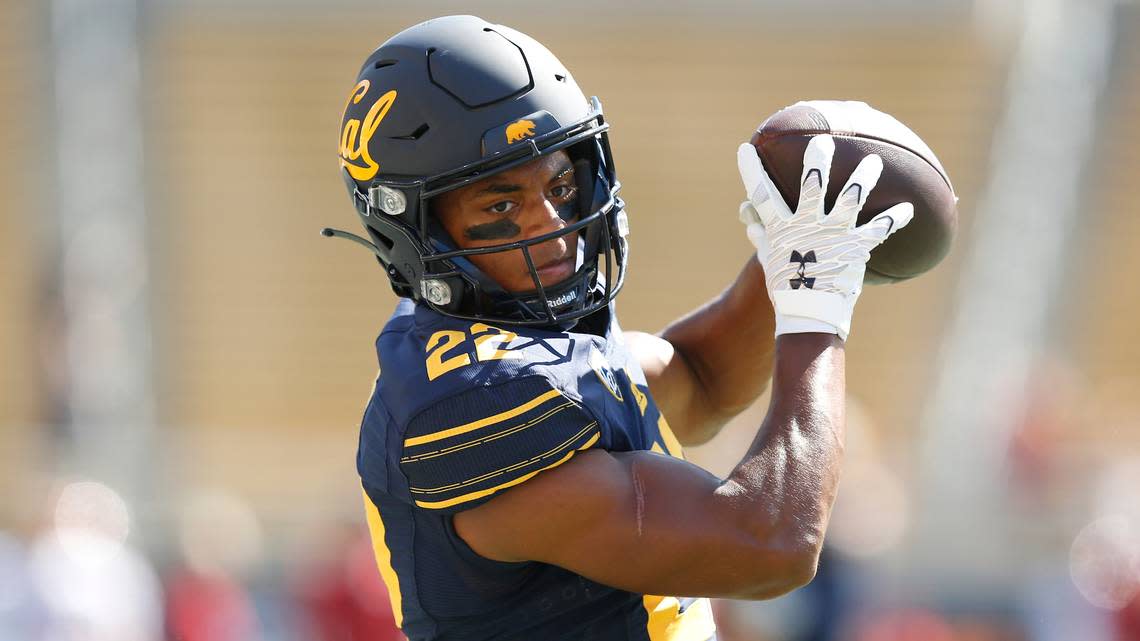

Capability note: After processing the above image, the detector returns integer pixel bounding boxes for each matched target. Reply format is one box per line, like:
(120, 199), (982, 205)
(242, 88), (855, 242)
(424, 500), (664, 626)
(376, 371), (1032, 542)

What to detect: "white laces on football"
(737, 134), (914, 340)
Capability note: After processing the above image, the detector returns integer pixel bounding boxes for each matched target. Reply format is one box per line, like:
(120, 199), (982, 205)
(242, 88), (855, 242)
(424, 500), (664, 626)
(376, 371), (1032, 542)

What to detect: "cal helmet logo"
(339, 80), (398, 181)
(589, 346), (623, 402)
(505, 119), (537, 144)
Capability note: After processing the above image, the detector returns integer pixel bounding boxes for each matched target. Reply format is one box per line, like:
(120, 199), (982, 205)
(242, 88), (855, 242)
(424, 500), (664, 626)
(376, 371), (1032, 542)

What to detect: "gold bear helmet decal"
(505, 119), (537, 145)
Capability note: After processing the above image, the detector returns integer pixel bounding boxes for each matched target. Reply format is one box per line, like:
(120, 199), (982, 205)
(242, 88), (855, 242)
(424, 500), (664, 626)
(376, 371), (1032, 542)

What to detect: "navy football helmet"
(328, 15), (628, 326)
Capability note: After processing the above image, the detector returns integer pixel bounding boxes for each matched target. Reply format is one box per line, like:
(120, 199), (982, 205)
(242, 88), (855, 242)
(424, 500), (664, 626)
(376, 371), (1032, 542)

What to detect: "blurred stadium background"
(2, 0), (1139, 639)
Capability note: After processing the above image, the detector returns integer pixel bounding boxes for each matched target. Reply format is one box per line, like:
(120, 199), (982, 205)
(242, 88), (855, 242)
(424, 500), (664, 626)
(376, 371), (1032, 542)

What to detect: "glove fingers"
(799, 134), (835, 221)
(737, 143), (790, 225)
(737, 143), (766, 196)
(858, 202), (915, 244)
(827, 154), (883, 228)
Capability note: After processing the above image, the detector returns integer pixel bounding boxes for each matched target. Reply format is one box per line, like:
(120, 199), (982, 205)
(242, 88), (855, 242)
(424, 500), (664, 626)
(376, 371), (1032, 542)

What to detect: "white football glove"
(737, 135), (914, 340)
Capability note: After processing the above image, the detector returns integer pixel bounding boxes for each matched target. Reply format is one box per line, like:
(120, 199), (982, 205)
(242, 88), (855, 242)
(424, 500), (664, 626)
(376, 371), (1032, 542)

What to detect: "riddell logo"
(549, 289), (578, 307)
(505, 119), (536, 144)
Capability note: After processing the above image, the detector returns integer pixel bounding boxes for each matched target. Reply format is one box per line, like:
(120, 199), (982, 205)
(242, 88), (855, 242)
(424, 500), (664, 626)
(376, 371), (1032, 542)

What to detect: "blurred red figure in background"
(164, 566), (260, 641)
(1116, 592), (1140, 641)
(294, 525), (403, 641)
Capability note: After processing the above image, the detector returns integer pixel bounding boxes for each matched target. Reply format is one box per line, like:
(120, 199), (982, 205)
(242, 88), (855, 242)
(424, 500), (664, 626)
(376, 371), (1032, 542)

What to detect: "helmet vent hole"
(555, 73), (567, 82)
(371, 231), (395, 251)
(391, 123), (430, 141)
(373, 59), (398, 70)
(427, 47), (437, 54)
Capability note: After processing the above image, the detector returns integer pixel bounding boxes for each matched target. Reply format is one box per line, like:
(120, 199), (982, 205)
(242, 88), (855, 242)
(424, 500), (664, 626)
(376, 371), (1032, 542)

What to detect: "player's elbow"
(734, 535), (822, 600)
(782, 542), (822, 591)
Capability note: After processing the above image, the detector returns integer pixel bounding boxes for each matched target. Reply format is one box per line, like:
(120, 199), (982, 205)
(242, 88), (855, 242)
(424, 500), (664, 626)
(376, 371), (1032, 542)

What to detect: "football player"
(329, 15), (912, 641)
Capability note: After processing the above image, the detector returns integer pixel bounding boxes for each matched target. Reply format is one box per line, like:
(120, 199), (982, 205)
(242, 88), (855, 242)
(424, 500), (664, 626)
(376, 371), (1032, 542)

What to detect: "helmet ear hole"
(359, 225), (398, 271)
(366, 226), (414, 298)
(366, 227), (396, 253)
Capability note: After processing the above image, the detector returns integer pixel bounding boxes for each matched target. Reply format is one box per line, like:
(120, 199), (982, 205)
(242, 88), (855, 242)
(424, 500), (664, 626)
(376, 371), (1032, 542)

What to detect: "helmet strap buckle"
(369, 184), (407, 216)
(421, 279), (453, 305)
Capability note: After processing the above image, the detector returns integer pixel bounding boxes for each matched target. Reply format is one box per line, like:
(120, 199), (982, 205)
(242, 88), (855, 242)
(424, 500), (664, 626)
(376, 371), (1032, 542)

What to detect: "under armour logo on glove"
(789, 250), (817, 290)
(737, 134), (914, 340)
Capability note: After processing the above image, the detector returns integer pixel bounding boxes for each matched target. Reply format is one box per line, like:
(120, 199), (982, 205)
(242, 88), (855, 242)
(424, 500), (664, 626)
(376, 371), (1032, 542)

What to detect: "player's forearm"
(720, 332), (845, 596)
(658, 255), (776, 442)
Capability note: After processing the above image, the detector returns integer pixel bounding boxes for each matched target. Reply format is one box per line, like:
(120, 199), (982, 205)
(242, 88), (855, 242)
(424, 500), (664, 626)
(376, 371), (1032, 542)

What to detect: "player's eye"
(550, 184), (577, 200)
(486, 200), (516, 215)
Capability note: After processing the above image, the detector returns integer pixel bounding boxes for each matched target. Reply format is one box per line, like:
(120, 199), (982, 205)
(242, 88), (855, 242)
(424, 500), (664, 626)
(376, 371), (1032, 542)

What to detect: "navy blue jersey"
(356, 299), (716, 641)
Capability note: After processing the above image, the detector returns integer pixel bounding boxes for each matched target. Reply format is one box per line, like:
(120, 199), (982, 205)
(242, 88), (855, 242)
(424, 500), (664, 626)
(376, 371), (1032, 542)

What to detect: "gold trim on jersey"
(658, 415), (685, 459)
(643, 595), (716, 641)
(362, 488), (404, 628)
(412, 431), (600, 509)
(630, 381), (649, 416)
(410, 423), (598, 495)
(403, 389), (564, 447)
(399, 401), (577, 464)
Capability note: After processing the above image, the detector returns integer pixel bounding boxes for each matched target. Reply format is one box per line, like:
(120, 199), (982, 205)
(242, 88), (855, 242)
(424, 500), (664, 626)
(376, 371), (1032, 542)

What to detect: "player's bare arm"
(455, 332), (841, 599)
(626, 256), (775, 447)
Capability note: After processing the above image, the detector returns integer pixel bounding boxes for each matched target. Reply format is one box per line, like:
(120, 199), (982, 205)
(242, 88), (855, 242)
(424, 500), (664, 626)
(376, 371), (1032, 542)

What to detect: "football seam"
(754, 130), (954, 193)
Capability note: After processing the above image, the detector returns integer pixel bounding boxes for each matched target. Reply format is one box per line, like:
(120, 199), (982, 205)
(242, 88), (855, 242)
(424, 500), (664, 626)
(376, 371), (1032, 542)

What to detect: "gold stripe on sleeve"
(408, 422), (597, 495)
(403, 389), (564, 448)
(413, 432), (600, 509)
(399, 402), (576, 464)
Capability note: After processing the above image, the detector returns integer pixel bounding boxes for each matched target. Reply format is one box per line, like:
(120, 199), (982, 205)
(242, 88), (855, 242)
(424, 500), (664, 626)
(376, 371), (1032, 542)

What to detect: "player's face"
(433, 151), (580, 293)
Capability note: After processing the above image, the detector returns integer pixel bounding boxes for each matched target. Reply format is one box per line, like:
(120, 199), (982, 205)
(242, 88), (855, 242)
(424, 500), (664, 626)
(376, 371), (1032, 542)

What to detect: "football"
(747, 100), (958, 284)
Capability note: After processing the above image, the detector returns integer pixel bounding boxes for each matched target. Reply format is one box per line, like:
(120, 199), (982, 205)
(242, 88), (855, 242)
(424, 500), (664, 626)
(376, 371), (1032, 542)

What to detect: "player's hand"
(737, 135), (913, 340)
